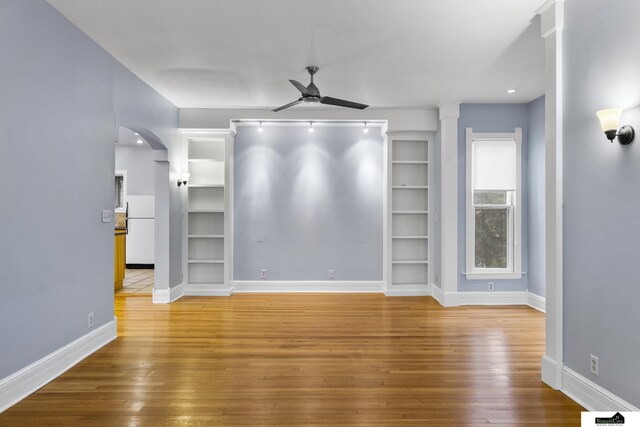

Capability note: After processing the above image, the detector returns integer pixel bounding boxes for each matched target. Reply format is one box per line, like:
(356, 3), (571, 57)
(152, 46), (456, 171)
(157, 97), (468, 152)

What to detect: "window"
(115, 176), (124, 209)
(115, 170), (127, 213)
(465, 128), (522, 280)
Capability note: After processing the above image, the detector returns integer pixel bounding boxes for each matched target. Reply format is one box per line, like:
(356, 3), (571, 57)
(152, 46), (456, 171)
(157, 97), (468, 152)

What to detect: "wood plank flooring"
(0, 294), (583, 426)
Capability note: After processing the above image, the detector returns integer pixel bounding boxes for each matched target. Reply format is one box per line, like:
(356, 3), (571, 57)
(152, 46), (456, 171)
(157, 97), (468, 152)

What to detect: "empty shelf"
(392, 161), (428, 165)
(187, 259), (224, 264)
(392, 211), (428, 214)
(392, 260), (429, 264)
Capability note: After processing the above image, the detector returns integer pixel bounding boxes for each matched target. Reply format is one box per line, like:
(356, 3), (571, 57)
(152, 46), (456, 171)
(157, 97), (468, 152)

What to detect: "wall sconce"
(596, 108), (635, 145)
(177, 172), (190, 187)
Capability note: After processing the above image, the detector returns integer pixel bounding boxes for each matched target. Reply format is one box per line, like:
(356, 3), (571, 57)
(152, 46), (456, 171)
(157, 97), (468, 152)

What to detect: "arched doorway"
(114, 126), (171, 300)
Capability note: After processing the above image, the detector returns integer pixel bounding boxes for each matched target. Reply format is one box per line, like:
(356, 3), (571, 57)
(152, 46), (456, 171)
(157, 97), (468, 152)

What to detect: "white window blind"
(472, 140), (516, 191)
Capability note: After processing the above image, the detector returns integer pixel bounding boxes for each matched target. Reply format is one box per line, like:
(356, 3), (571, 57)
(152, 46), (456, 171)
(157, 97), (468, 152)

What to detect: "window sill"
(463, 272), (523, 280)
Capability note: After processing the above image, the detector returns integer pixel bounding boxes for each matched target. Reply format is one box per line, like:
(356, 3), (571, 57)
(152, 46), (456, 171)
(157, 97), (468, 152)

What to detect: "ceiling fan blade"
(272, 99), (303, 112)
(320, 96), (369, 110)
(289, 80), (310, 96)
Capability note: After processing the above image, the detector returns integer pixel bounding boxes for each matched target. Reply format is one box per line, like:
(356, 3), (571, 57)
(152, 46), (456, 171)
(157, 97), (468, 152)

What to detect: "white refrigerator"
(126, 195), (155, 265)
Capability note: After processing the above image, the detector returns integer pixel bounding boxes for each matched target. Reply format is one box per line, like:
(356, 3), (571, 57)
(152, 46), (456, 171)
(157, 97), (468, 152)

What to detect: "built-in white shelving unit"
(387, 135), (433, 291)
(183, 131), (234, 295)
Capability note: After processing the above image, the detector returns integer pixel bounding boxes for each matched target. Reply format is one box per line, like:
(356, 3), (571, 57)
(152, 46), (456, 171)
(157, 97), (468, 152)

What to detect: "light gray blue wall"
(527, 96), (545, 297)
(0, 0), (178, 380)
(563, 0), (640, 406)
(234, 125), (383, 281)
(115, 145), (155, 196)
(457, 104), (530, 292)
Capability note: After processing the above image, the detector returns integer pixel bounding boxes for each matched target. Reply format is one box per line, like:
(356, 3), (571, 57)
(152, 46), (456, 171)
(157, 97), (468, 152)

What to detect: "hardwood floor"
(0, 294), (583, 426)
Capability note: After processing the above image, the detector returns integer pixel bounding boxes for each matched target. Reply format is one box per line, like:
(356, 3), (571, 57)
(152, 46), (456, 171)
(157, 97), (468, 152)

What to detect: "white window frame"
(465, 128), (522, 280)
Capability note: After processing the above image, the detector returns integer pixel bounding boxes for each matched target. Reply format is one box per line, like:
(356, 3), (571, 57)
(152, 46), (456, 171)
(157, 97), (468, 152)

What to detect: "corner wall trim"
(232, 281), (384, 293)
(431, 284), (444, 305)
(152, 284), (185, 303)
(0, 318), (117, 413)
(542, 354), (563, 390)
(170, 283), (184, 302)
(561, 367), (640, 412)
(527, 292), (546, 312)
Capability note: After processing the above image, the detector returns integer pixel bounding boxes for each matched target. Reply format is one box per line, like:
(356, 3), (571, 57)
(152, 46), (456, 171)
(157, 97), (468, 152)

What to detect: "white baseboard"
(170, 283), (184, 302)
(384, 284), (432, 297)
(542, 354), (563, 390)
(458, 291), (528, 305)
(431, 284), (444, 304)
(232, 281), (384, 293)
(183, 284), (232, 296)
(561, 367), (639, 412)
(434, 290), (546, 311)
(527, 292), (546, 312)
(441, 291), (460, 307)
(152, 283), (185, 304)
(0, 318), (117, 413)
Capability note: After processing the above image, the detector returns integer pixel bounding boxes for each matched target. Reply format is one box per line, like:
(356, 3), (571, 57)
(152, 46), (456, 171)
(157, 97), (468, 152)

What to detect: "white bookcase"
(183, 131), (233, 295)
(387, 134), (433, 292)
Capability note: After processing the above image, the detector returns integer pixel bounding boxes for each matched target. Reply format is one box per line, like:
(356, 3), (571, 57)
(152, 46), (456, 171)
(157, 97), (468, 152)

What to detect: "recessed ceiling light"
(507, 89), (517, 94)
(136, 138), (143, 144)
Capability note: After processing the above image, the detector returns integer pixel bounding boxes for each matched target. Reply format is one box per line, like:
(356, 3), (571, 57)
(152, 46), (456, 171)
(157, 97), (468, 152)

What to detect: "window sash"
(473, 204), (514, 272)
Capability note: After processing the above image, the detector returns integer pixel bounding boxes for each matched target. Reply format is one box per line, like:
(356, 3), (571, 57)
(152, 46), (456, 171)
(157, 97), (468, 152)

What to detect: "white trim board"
(152, 283), (184, 304)
(384, 284), (432, 297)
(431, 290), (545, 311)
(561, 366), (639, 412)
(232, 281), (384, 293)
(0, 318), (117, 413)
(527, 292), (545, 312)
(183, 284), (232, 296)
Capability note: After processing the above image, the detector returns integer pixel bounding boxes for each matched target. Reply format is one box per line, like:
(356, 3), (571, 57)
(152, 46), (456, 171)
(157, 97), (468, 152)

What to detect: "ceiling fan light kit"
(272, 66), (369, 112)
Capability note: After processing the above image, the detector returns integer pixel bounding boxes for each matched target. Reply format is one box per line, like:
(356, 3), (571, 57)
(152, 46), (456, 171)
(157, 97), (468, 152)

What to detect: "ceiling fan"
(272, 66), (369, 112)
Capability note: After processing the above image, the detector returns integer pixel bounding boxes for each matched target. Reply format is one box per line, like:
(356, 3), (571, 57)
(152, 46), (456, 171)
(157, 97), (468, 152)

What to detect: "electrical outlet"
(260, 269), (267, 279)
(88, 312), (95, 329)
(590, 354), (600, 376)
(488, 282), (495, 291)
(329, 269), (335, 279)
(101, 210), (112, 223)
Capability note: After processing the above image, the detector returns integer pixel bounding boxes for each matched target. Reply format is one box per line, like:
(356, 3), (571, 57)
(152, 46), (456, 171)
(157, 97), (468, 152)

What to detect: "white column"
(538, 0), (564, 390)
(152, 159), (171, 301)
(438, 102), (460, 307)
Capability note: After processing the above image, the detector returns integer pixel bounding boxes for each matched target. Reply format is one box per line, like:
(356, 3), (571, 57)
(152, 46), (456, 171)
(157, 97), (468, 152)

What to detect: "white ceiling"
(48, 0), (545, 109)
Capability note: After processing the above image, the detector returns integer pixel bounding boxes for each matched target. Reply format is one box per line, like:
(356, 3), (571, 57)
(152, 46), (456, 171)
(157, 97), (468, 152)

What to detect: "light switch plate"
(102, 210), (113, 223)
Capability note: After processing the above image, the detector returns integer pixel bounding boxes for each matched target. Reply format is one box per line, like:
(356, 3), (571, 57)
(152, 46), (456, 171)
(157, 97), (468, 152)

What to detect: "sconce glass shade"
(596, 108), (623, 132)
